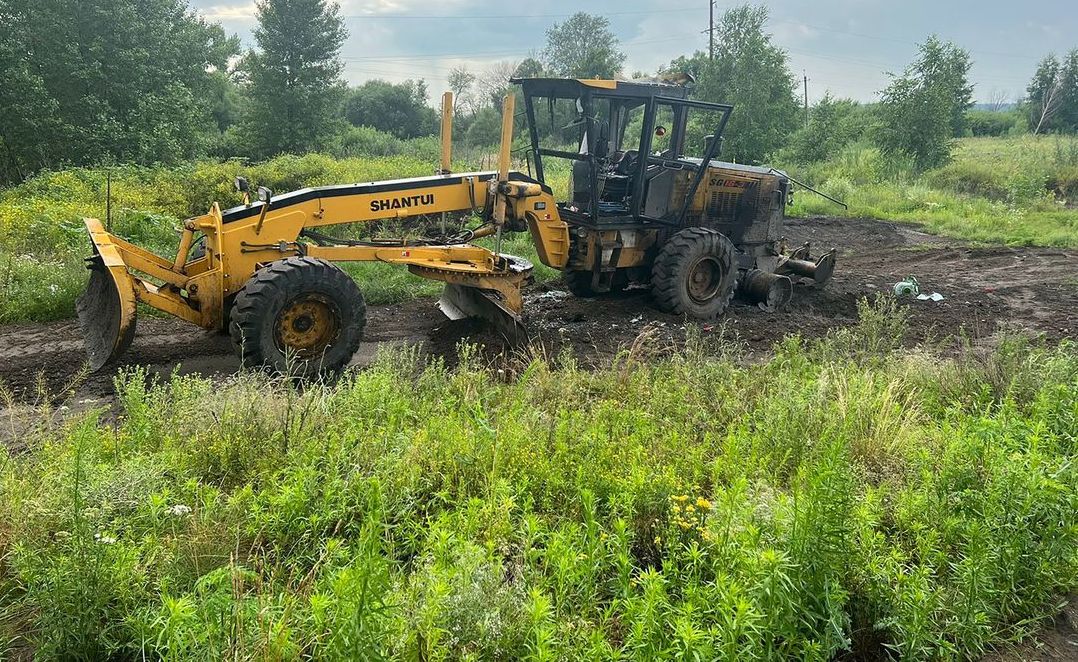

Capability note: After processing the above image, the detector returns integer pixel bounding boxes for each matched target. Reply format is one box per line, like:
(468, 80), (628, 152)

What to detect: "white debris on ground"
(532, 290), (569, 302)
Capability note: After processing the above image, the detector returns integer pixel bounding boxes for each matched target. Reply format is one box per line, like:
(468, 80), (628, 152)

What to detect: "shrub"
(965, 109), (1020, 137)
(330, 125), (405, 158)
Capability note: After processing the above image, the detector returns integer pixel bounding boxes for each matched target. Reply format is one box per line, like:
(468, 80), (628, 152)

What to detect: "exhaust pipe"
(778, 249), (836, 285)
(738, 269), (793, 312)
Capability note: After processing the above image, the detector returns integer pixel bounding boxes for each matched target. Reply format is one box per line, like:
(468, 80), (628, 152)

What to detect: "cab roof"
(512, 77), (692, 100)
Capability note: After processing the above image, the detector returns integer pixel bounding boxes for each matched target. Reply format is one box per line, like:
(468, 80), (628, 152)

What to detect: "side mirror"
(257, 186), (273, 203)
(235, 176), (250, 193)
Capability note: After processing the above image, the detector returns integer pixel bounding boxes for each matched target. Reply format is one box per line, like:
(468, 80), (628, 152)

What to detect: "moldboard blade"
(438, 284), (526, 343)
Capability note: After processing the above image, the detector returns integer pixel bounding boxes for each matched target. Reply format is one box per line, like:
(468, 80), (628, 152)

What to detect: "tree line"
(2, 0), (1078, 186)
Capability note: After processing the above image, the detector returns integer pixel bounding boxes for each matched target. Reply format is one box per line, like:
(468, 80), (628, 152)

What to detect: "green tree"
(514, 57), (545, 79)
(1027, 54), (1064, 134)
(667, 5), (799, 163)
(1057, 49), (1078, 132)
(787, 94), (873, 163)
(244, 0), (346, 157)
(344, 79), (437, 139)
(0, 0), (237, 183)
(464, 106), (504, 147)
(917, 36), (974, 136)
(876, 36), (972, 170)
(447, 66), (476, 118)
(542, 13), (625, 79)
(0, 1), (59, 182)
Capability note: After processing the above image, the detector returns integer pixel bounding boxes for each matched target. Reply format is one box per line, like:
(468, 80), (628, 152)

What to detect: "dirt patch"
(518, 216), (1076, 364)
(0, 216), (1074, 407)
(983, 598), (1078, 661)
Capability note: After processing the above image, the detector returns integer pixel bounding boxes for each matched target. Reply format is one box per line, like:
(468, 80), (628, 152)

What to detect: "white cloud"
(200, 2), (255, 21)
(337, 0), (475, 16)
(623, 11), (706, 75)
(769, 21), (820, 43)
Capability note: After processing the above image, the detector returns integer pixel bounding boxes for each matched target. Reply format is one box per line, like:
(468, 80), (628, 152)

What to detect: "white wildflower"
(167, 504), (192, 516)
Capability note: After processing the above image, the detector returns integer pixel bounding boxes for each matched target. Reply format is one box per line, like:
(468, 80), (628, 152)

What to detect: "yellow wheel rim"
(275, 295), (340, 358)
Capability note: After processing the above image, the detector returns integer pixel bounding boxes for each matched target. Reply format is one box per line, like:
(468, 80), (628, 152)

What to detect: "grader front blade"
(417, 254), (532, 342)
(439, 284), (526, 341)
(76, 219), (138, 371)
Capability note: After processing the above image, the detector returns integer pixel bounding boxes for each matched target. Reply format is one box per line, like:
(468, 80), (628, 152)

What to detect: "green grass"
(1, 302), (1076, 659)
(785, 136), (1078, 247)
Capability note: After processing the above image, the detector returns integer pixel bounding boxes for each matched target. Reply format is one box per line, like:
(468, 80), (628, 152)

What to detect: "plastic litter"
(916, 292), (945, 302)
(893, 276), (920, 297)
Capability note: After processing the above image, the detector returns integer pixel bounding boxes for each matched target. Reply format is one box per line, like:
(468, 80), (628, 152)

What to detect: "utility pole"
(803, 70), (809, 126)
(708, 0), (714, 61)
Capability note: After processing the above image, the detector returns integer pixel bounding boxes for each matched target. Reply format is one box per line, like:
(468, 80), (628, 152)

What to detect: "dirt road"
(1, 216), (1075, 405)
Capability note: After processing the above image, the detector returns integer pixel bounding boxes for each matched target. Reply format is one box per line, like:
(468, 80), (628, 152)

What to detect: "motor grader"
(77, 77), (836, 377)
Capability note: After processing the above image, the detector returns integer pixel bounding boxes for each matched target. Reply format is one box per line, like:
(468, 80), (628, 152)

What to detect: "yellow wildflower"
(696, 497), (712, 510)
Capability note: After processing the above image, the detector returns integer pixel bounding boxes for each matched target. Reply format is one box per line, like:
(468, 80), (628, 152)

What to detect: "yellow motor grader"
(77, 77), (836, 377)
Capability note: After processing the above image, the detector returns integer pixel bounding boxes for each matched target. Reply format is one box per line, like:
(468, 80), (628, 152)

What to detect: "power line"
(339, 32), (703, 65)
(770, 18), (1045, 62)
(339, 7), (699, 20)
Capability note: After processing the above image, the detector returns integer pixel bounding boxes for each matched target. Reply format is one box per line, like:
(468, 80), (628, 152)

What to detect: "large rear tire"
(229, 257), (366, 378)
(651, 228), (738, 319)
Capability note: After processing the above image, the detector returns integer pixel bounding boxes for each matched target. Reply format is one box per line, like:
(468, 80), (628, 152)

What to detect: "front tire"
(229, 257), (366, 378)
(651, 228), (738, 319)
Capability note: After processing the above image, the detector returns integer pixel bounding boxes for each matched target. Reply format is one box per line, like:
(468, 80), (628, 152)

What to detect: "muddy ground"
(1, 216), (1075, 408)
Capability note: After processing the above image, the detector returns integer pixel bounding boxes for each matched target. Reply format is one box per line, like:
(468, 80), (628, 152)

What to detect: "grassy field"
(0, 304), (1075, 658)
(787, 135), (1078, 247)
(0, 136), (1076, 325)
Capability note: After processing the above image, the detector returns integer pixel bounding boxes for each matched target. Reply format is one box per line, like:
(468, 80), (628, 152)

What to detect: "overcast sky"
(192, 0), (1078, 105)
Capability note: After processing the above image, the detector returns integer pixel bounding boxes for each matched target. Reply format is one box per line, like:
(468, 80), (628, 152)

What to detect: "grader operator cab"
(516, 77), (835, 314)
(76, 77), (837, 378)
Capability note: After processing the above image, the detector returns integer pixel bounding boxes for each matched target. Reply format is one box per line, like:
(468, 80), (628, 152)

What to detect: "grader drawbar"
(77, 77), (839, 378)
